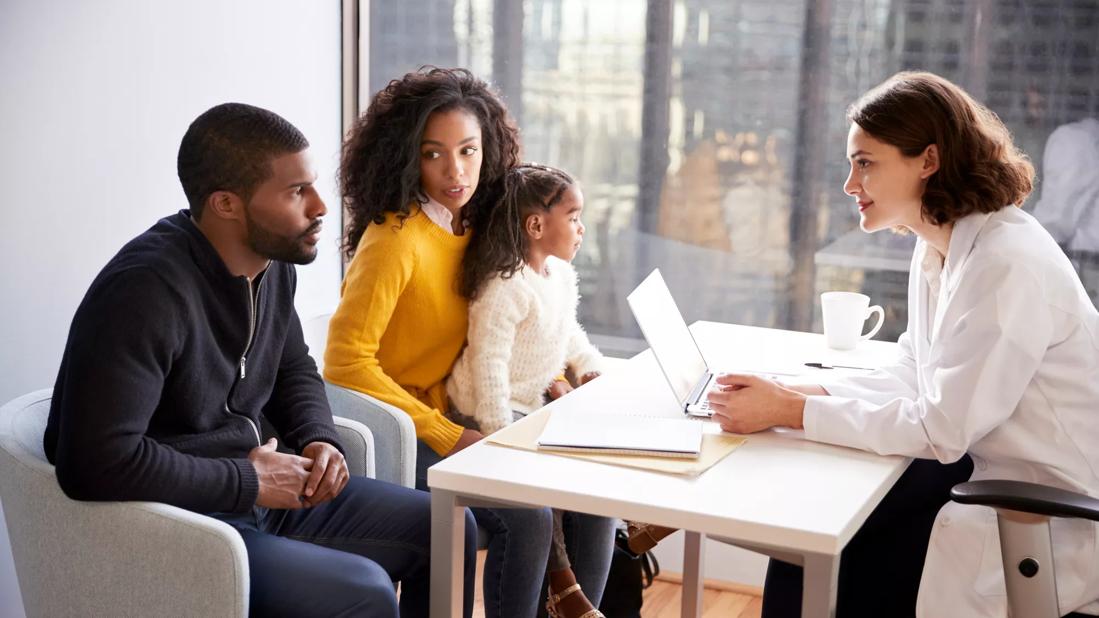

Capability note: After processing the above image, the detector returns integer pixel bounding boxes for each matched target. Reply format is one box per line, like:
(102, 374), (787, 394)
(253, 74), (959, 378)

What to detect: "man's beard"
(244, 208), (319, 265)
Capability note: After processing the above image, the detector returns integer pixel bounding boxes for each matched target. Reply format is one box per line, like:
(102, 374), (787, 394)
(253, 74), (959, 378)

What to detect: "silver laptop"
(626, 269), (720, 418)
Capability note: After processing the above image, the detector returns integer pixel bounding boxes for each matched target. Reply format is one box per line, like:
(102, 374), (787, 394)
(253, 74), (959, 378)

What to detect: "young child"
(447, 163), (611, 618)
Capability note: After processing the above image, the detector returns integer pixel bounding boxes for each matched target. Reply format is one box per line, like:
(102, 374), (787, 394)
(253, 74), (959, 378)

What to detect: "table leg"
(801, 552), (839, 618)
(681, 531), (706, 618)
(430, 489), (465, 618)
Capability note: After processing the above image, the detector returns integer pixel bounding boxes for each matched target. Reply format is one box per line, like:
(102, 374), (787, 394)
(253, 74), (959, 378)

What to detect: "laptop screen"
(626, 269), (709, 406)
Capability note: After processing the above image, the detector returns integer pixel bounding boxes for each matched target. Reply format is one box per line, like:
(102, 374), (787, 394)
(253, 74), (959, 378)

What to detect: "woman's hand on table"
(447, 428), (485, 456)
(707, 373), (808, 434)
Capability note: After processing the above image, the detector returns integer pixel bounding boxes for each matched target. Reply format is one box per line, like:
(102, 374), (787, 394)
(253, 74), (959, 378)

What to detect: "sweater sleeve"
(51, 268), (259, 514)
(264, 266), (345, 455)
(324, 226), (464, 454)
(464, 279), (528, 435)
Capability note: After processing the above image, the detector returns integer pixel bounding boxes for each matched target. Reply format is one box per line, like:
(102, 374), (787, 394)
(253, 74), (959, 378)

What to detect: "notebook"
(536, 410), (704, 459)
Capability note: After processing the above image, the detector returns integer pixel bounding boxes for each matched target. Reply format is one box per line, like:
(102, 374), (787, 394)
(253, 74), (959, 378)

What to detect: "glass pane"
(367, 0), (1099, 356)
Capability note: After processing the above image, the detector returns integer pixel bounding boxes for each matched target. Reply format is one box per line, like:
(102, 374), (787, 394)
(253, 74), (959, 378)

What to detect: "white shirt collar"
(940, 210), (995, 294)
(419, 197), (454, 232)
(920, 243), (945, 298)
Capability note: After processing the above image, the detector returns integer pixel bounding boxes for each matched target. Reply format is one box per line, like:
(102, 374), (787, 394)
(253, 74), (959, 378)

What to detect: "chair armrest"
(333, 415), (376, 478)
(951, 480), (1099, 522)
(324, 383), (416, 488)
(1, 470), (248, 618)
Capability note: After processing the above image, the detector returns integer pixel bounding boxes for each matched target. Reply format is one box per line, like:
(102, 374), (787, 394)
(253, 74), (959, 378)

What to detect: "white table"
(429, 322), (908, 618)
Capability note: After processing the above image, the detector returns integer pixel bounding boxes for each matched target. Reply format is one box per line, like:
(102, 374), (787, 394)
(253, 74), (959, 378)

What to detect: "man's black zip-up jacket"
(45, 210), (344, 514)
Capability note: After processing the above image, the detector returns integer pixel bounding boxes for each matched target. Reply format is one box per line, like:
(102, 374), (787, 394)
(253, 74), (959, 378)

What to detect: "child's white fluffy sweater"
(447, 257), (604, 434)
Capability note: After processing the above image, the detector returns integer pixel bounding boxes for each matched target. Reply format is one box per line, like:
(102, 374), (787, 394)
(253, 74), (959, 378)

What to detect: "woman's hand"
(447, 428), (485, 456)
(707, 373), (807, 434)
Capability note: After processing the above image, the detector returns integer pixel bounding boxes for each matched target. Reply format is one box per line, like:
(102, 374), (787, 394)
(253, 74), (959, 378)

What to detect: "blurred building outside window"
(367, 0), (1099, 356)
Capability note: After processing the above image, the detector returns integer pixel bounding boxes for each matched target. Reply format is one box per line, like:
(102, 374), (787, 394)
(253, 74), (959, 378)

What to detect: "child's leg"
(547, 508), (571, 571)
(445, 406), (483, 431)
(545, 511), (611, 618)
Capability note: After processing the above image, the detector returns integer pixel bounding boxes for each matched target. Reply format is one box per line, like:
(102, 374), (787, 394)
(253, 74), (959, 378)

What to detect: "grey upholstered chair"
(0, 388), (375, 618)
(304, 313), (418, 489)
(952, 480), (1099, 618)
(323, 383), (417, 488)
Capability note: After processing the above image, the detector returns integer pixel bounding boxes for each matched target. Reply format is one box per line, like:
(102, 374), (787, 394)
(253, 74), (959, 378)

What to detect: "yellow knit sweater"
(324, 208), (469, 455)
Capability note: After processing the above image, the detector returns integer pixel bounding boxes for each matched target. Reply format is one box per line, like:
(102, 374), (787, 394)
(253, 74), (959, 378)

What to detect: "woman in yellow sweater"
(327, 68), (593, 618)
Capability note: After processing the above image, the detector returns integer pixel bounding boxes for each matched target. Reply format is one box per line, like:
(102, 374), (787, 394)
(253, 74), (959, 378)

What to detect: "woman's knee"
(476, 505), (553, 537)
(513, 506), (554, 537)
(463, 507), (477, 547)
(563, 513), (616, 551)
(585, 514), (617, 538)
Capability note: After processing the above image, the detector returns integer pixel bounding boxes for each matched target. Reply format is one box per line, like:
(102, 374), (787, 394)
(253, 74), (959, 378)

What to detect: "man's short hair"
(177, 103), (309, 219)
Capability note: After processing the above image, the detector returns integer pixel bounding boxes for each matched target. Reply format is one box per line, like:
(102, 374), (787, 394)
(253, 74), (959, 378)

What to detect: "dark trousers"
(416, 440), (615, 618)
(212, 476), (478, 618)
(762, 456), (974, 618)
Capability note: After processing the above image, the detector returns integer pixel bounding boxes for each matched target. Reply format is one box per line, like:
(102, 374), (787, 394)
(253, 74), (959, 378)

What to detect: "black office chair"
(952, 480), (1099, 618)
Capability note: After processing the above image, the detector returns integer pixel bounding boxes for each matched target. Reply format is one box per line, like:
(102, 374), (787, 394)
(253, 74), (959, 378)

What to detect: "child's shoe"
(546, 583), (605, 618)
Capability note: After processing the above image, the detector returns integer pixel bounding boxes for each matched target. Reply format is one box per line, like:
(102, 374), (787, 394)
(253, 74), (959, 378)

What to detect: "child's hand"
(546, 380), (573, 400)
(579, 371), (601, 385)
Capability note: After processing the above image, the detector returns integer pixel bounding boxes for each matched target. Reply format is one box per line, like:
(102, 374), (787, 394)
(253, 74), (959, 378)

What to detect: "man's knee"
(336, 557), (400, 617)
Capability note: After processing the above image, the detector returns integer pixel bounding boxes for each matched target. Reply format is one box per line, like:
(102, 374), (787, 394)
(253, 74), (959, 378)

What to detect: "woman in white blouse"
(710, 71), (1099, 618)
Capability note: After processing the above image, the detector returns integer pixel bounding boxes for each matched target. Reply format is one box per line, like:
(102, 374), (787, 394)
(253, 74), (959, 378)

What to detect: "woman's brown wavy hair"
(339, 67), (520, 258)
(847, 71), (1034, 225)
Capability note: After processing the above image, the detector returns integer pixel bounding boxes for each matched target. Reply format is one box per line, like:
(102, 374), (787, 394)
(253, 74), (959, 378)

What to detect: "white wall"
(651, 530), (769, 588)
(0, 1), (344, 614)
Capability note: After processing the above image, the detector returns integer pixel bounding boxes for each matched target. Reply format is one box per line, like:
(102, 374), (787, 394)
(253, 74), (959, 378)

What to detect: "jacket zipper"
(227, 276), (264, 446)
(227, 403), (262, 445)
(240, 276), (261, 379)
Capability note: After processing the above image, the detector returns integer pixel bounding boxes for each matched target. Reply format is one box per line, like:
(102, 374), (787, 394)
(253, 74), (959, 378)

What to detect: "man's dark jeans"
(212, 476), (477, 617)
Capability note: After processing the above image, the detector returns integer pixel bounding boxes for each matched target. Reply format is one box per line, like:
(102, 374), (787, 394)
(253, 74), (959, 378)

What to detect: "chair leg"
(995, 509), (1060, 618)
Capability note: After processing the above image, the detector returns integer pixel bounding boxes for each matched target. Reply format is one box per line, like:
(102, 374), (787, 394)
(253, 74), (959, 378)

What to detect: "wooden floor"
(639, 576), (762, 618)
(470, 551), (763, 617)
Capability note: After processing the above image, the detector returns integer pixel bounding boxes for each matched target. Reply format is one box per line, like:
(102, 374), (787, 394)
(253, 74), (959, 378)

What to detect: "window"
(368, 0), (1099, 355)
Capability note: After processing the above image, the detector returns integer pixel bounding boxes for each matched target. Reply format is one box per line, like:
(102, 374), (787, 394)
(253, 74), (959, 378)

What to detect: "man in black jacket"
(45, 103), (476, 617)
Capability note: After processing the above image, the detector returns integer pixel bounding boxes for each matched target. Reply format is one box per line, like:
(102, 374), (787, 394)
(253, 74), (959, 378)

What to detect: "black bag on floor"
(598, 529), (660, 618)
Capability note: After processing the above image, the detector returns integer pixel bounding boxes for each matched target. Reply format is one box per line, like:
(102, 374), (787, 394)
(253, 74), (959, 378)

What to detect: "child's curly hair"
(339, 67), (520, 258)
(459, 163), (575, 300)
(847, 71), (1034, 225)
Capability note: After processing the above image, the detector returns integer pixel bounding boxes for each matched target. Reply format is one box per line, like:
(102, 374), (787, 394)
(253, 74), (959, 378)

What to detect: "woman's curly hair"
(847, 71), (1034, 225)
(459, 163), (575, 299)
(339, 67), (520, 258)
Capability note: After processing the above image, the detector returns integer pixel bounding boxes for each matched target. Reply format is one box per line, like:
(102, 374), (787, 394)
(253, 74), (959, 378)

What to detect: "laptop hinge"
(684, 371), (714, 410)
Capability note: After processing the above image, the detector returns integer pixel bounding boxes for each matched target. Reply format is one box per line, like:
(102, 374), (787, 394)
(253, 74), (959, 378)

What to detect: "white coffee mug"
(821, 292), (884, 350)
